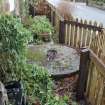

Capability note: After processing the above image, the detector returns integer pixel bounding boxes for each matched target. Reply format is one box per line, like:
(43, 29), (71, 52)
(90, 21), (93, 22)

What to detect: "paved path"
(47, 0), (105, 27)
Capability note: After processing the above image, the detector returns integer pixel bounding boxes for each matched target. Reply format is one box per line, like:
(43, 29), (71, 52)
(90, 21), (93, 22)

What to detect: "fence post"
(76, 48), (90, 100)
(52, 11), (55, 26)
(46, 6), (51, 22)
(59, 20), (65, 44)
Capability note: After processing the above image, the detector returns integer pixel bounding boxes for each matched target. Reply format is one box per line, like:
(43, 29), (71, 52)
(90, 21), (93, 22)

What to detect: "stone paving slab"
(27, 43), (80, 76)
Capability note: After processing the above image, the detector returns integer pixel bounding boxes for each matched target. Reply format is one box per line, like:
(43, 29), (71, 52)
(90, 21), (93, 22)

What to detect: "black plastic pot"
(5, 81), (28, 105)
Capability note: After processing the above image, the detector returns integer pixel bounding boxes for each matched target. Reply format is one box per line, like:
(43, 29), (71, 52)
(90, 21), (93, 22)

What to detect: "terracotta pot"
(32, 101), (41, 105)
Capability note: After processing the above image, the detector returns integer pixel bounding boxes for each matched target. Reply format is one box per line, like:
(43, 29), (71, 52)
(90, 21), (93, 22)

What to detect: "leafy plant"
(22, 64), (51, 104)
(0, 14), (31, 82)
(22, 64), (68, 105)
(0, 15), (68, 105)
(24, 16), (54, 43)
(30, 16), (54, 34)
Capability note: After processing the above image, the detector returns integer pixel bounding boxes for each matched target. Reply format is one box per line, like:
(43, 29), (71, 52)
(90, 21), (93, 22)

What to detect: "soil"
(53, 74), (79, 105)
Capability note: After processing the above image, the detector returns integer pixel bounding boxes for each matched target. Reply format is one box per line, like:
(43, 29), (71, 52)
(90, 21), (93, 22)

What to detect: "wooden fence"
(86, 50), (105, 105)
(47, 7), (105, 63)
(77, 49), (105, 105)
(46, 1), (105, 105)
(63, 19), (105, 64)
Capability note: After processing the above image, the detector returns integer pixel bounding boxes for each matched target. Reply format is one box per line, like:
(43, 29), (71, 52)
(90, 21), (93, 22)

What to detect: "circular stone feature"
(27, 43), (80, 76)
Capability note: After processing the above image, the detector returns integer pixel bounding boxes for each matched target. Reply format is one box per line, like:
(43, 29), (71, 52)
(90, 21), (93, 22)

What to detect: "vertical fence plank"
(87, 21), (92, 48)
(94, 68), (100, 105)
(68, 24), (71, 46)
(86, 62), (94, 98)
(65, 24), (68, 44)
(76, 20), (81, 48)
(55, 12), (60, 40)
(74, 18), (78, 47)
(96, 24), (103, 58)
(70, 22), (73, 46)
(81, 20), (86, 47)
(88, 66), (96, 104)
(80, 19), (84, 47)
(100, 30), (105, 63)
(72, 21), (76, 47)
(84, 20), (88, 47)
(101, 86), (105, 105)
(76, 20), (79, 48)
(96, 74), (105, 105)
(67, 24), (70, 45)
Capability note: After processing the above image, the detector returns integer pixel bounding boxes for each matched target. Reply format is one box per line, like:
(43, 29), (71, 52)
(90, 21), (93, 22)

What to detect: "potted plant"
(24, 16), (54, 43)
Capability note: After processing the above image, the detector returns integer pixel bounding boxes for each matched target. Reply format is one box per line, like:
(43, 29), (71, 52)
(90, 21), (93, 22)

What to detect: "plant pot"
(39, 32), (51, 42)
(32, 99), (41, 105)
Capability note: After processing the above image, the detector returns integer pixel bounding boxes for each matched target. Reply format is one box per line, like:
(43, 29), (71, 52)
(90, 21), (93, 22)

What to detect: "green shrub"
(0, 15), (67, 105)
(22, 64), (52, 104)
(24, 16), (54, 43)
(0, 15), (31, 82)
(30, 16), (54, 35)
(23, 64), (68, 105)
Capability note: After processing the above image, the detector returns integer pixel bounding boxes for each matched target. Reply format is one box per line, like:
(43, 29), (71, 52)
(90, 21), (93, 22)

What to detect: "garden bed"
(27, 43), (80, 76)
(0, 8), (81, 105)
(54, 74), (79, 104)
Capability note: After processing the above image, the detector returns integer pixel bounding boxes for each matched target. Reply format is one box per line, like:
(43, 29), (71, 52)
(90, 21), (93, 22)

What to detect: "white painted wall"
(8, 0), (14, 11)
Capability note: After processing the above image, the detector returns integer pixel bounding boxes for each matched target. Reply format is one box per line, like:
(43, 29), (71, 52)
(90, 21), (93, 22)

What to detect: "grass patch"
(27, 49), (46, 63)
